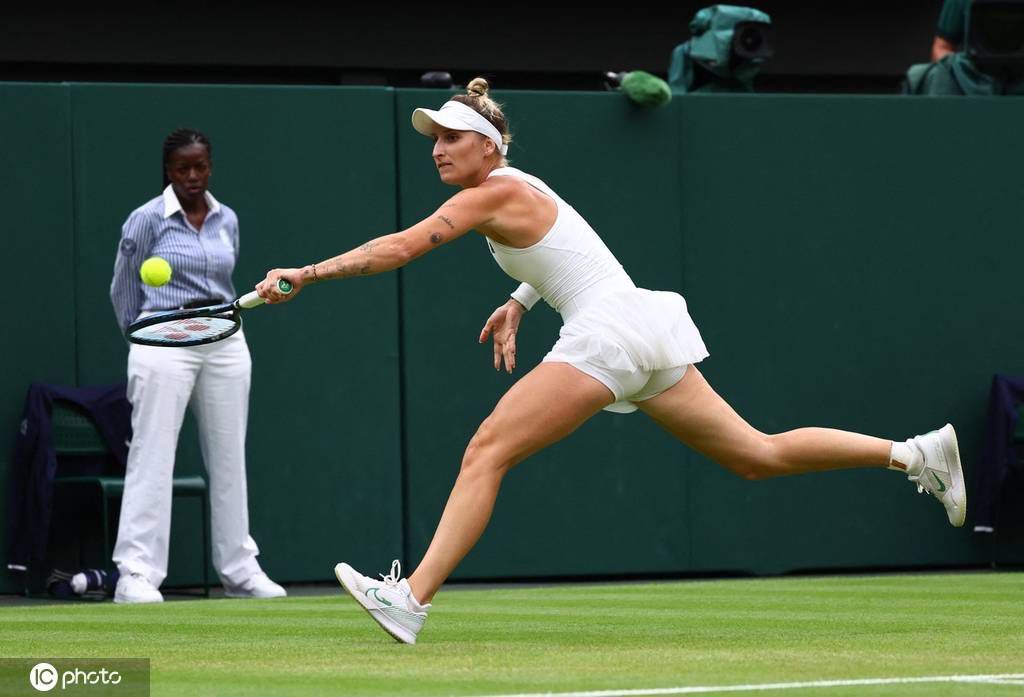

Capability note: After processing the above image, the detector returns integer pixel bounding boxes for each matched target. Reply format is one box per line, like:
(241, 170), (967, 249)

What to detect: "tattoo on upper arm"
(437, 215), (455, 230)
(429, 231), (445, 244)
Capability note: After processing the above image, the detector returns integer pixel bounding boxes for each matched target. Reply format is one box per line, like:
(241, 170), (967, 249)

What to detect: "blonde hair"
(452, 77), (513, 154)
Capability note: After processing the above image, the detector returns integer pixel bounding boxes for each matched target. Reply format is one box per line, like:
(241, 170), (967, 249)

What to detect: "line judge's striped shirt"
(110, 185), (240, 332)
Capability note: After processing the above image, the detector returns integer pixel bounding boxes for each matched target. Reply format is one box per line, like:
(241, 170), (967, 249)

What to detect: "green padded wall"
(3, 85), (1021, 592)
(397, 89), (694, 578)
(678, 95), (1023, 573)
(67, 84), (403, 584)
(0, 85), (76, 593)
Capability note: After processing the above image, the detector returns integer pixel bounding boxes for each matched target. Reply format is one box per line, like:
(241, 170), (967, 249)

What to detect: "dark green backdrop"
(676, 96), (1023, 573)
(2, 84), (1020, 593)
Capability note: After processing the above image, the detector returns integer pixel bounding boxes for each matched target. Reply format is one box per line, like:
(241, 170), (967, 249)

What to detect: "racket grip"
(239, 279), (294, 309)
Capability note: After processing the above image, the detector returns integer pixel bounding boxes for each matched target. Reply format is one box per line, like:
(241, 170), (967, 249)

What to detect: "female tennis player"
(256, 78), (966, 644)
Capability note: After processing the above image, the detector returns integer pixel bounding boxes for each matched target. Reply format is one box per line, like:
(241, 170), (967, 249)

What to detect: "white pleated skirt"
(543, 288), (709, 413)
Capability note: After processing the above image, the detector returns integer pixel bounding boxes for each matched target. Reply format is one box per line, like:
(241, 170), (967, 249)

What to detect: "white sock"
(399, 579), (430, 611)
(889, 440), (920, 472)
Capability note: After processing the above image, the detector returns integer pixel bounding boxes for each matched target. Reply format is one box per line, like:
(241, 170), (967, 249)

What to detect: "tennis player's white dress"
(486, 167), (709, 413)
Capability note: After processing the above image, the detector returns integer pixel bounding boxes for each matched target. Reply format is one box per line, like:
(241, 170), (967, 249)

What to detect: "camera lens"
(738, 26), (762, 52)
(731, 22), (772, 60)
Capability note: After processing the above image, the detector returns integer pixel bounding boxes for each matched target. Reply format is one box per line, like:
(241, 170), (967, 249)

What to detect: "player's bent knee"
(722, 435), (780, 481)
(726, 460), (769, 481)
(738, 465), (771, 481)
(459, 446), (514, 480)
(460, 419), (515, 479)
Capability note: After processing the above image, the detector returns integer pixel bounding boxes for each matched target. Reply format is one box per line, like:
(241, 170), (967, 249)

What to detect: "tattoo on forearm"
(333, 261), (372, 278)
(430, 232), (444, 244)
(324, 240), (378, 278)
(437, 215), (455, 230)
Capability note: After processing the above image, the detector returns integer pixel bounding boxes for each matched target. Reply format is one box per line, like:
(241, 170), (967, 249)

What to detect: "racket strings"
(128, 316), (237, 345)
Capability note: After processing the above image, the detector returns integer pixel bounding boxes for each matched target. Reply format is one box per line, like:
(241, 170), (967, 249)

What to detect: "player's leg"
(636, 365), (965, 524)
(334, 361), (613, 643)
(408, 362), (614, 602)
(637, 366), (891, 478)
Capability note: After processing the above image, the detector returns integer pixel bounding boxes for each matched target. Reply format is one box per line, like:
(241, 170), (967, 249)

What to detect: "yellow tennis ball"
(140, 256), (172, 287)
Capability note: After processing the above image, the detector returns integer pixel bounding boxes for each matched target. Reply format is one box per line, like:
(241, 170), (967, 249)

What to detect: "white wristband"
(510, 283), (541, 311)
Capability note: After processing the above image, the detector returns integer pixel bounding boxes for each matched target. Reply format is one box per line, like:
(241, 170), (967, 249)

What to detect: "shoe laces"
(907, 471), (928, 495)
(908, 467), (946, 496)
(378, 560), (402, 587)
(904, 438), (929, 495)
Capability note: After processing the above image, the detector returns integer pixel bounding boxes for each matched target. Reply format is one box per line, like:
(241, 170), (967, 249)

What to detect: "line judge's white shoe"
(224, 572), (287, 599)
(113, 572), (163, 604)
(334, 560), (429, 644)
(903, 423), (967, 527)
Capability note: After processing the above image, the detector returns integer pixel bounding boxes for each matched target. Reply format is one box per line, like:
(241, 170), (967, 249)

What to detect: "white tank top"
(485, 167), (635, 319)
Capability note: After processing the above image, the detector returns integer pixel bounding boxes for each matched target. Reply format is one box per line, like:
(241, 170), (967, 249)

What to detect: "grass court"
(2, 572), (1021, 696)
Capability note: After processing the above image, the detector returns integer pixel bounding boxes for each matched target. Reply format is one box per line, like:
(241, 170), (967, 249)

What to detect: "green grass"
(1, 573), (1022, 696)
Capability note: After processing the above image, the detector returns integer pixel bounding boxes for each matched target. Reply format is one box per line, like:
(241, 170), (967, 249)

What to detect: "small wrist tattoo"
(311, 263), (320, 282)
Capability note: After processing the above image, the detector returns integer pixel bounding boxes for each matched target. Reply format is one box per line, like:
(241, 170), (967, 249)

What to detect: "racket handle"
(239, 279), (294, 309)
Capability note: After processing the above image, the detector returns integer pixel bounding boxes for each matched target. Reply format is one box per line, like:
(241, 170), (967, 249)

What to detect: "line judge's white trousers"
(112, 330), (262, 588)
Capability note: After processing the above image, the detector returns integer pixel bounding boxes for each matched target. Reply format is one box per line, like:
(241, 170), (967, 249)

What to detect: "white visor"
(412, 101), (508, 156)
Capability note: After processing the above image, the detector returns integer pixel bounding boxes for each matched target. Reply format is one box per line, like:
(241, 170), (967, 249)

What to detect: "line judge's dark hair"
(162, 128), (212, 188)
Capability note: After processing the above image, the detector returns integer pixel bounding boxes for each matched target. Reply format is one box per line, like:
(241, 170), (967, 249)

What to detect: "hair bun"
(466, 77), (490, 97)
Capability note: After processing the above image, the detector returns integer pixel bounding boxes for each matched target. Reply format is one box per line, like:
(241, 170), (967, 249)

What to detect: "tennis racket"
(126, 279), (292, 347)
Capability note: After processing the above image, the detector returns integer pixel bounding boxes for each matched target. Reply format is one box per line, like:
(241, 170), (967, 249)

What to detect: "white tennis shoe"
(334, 560), (429, 644)
(902, 423), (967, 527)
(113, 572), (163, 604)
(224, 572), (287, 599)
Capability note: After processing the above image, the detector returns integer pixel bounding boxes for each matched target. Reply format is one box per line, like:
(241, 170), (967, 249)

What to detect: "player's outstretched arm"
(257, 183), (508, 303)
